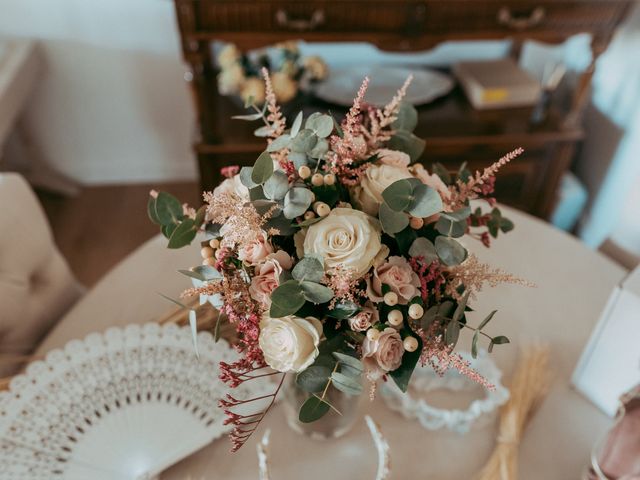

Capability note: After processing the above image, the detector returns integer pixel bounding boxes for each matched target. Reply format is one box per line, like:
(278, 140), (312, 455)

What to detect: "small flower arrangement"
(149, 68), (529, 451)
(217, 41), (328, 105)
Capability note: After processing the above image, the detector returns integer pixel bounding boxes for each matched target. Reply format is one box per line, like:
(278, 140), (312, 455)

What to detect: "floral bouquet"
(217, 41), (328, 105)
(149, 69), (528, 451)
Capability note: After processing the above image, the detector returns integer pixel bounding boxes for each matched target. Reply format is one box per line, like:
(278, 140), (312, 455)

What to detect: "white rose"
(218, 63), (245, 95)
(351, 163), (413, 216)
(303, 208), (387, 278)
(213, 174), (250, 202)
(218, 44), (241, 68)
(377, 149), (411, 168)
(259, 315), (323, 372)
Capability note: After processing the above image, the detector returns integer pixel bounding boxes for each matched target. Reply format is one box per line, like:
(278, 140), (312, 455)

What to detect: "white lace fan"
(0, 322), (272, 480)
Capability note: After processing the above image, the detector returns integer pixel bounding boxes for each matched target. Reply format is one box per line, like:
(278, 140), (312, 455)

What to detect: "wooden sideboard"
(173, 0), (632, 218)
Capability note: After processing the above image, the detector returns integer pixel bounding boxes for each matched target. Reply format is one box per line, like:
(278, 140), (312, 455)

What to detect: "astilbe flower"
(260, 67), (286, 139)
(444, 254), (534, 300)
(445, 148), (524, 211)
(324, 265), (366, 309)
(409, 256), (446, 302)
(364, 74), (413, 147)
(419, 323), (495, 391)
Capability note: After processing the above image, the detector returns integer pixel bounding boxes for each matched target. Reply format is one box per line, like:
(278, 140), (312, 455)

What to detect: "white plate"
(314, 65), (454, 106)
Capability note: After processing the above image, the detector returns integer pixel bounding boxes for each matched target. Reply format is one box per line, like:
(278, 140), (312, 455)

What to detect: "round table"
(36, 206), (627, 479)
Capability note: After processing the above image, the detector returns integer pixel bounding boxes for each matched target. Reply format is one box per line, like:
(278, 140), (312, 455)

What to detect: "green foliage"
(290, 111), (304, 137)
(435, 236), (468, 266)
(408, 237), (438, 262)
(269, 280), (306, 317)
(332, 352), (363, 377)
(326, 301), (360, 320)
(292, 256), (324, 283)
(432, 163), (452, 184)
(379, 202), (409, 234)
(387, 130), (426, 161)
(283, 187), (314, 219)
(488, 335), (510, 353)
(305, 113), (334, 138)
(298, 395), (330, 423)
(300, 281), (334, 304)
(266, 134), (291, 152)
(263, 170), (289, 200)
(290, 129), (318, 153)
(390, 334), (423, 392)
(251, 151), (275, 184)
(391, 101), (418, 132)
(150, 192), (183, 226)
(406, 183), (442, 218)
(296, 365), (332, 393)
(382, 179), (413, 212)
(239, 166), (258, 188)
(331, 371), (362, 395)
(167, 218), (197, 249)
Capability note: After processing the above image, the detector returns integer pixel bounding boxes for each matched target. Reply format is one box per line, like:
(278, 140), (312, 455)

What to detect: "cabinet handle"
(497, 7), (546, 30)
(275, 9), (325, 31)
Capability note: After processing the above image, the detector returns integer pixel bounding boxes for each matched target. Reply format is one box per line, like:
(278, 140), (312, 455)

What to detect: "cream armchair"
(0, 173), (84, 376)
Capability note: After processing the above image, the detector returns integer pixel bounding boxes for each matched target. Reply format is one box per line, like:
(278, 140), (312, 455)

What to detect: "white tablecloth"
(36, 206), (627, 479)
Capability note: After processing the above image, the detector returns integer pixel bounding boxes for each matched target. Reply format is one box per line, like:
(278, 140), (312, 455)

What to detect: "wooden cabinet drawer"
(422, 1), (627, 35)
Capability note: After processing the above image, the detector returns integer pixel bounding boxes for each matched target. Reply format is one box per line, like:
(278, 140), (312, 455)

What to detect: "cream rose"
(238, 231), (274, 265)
(303, 208), (387, 278)
(377, 149), (411, 168)
(367, 256), (421, 304)
(411, 163), (450, 200)
(217, 44), (241, 68)
(249, 251), (293, 306)
(303, 55), (329, 80)
(217, 64), (245, 95)
(213, 174), (250, 202)
(271, 72), (298, 103)
(362, 327), (404, 379)
(351, 163), (413, 216)
(348, 303), (379, 332)
(240, 77), (266, 105)
(259, 315), (323, 372)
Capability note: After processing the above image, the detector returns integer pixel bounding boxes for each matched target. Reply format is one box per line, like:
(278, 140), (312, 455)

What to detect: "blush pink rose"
(362, 327), (404, 379)
(367, 256), (420, 304)
(348, 303), (380, 332)
(238, 231), (274, 265)
(248, 251), (293, 306)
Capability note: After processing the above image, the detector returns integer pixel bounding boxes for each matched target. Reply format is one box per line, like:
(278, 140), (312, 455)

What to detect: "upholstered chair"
(0, 173), (84, 376)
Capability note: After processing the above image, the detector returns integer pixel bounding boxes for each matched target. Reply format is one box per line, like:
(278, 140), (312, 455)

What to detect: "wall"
(0, 0), (196, 184)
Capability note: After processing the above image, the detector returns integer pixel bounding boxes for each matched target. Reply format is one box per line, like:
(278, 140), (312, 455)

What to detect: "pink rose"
(249, 251), (293, 306)
(411, 163), (450, 200)
(362, 327), (404, 379)
(348, 303), (379, 332)
(238, 231), (274, 265)
(367, 256), (420, 304)
(377, 149), (411, 168)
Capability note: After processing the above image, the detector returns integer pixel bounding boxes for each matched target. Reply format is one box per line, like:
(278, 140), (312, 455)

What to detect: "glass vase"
(282, 375), (362, 440)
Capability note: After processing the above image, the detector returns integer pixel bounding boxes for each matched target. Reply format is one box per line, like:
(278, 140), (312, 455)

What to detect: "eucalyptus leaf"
(249, 185), (266, 201)
(387, 130), (426, 161)
(331, 372), (362, 396)
(488, 335), (510, 353)
(478, 310), (498, 330)
(289, 152), (308, 169)
(251, 151), (275, 184)
(445, 319), (461, 347)
(308, 138), (329, 159)
(239, 167), (258, 188)
(147, 196), (161, 225)
(154, 192), (183, 226)
(269, 280), (306, 317)
(295, 216), (324, 227)
(381, 179), (413, 212)
(432, 163), (452, 184)
(263, 170), (290, 201)
(161, 223), (176, 239)
(435, 236), (468, 266)
(452, 292), (470, 323)
(300, 281), (334, 304)
(266, 134), (291, 152)
(266, 213), (297, 236)
(254, 125), (275, 137)
(178, 269), (206, 281)
(299, 395), (330, 423)
(406, 184), (443, 218)
(167, 218), (197, 249)
(408, 237), (438, 262)
(283, 187), (314, 219)
(296, 365), (332, 393)
(290, 129), (318, 153)
(471, 330), (480, 358)
(327, 301), (360, 320)
(305, 113), (334, 138)
(290, 111), (304, 138)
(333, 352), (364, 377)
(232, 111), (264, 121)
(441, 206), (472, 222)
(435, 217), (466, 238)
(292, 256), (324, 283)
(391, 102), (418, 132)
(379, 202), (409, 234)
